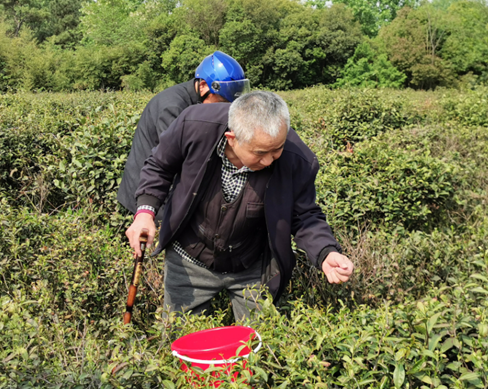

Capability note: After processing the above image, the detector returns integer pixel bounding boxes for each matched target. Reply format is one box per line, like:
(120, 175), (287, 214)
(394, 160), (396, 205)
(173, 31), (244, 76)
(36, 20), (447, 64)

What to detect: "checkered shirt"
(172, 135), (254, 269)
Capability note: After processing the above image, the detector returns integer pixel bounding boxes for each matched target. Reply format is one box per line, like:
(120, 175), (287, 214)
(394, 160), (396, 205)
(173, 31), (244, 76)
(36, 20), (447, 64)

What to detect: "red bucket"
(171, 326), (262, 387)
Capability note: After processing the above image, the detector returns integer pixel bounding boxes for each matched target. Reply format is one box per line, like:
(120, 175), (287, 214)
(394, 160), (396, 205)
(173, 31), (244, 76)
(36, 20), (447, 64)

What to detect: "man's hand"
(125, 213), (156, 257)
(322, 252), (354, 284)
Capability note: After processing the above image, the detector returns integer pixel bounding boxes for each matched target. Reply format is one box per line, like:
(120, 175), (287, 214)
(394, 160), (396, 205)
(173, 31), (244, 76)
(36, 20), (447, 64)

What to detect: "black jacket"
(136, 103), (342, 301)
(117, 80), (200, 218)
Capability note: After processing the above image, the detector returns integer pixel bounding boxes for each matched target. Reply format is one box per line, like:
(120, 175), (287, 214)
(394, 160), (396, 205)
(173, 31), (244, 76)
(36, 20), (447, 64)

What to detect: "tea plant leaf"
(427, 312), (442, 334)
(162, 380), (175, 389)
(253, 367), (268, 381)
(470, 273), (488, 283)
(122, 368), (133, 380)
(407, 358), (427, 375)
(393, 363), (405, 388)
(421, 349), (436, 359)
(359, 378), (377, 385)
(447, 361), (462, 371)
(395, 348), (407, 361)
(440, 337), (460, 354)
(144, 364), (158, 373)
(459, 372), (480, 381)
(379, 376), (389, 389)
(428, 334), (442, 351)
(470, 287), (488, 295)
(420, 375), (433, 385)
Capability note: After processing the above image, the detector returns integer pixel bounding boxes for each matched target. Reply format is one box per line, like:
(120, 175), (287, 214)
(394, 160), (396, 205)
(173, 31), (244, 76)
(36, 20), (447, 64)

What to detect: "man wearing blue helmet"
(117, 51), (250, 220)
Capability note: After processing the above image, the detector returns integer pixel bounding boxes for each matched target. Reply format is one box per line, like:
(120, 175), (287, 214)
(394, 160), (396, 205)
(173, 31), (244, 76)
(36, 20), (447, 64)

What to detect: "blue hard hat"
(195, 51), (250, 102)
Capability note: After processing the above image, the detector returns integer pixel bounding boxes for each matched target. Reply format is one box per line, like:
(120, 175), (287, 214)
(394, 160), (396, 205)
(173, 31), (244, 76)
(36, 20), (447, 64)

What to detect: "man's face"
(225, 124), (288, 171)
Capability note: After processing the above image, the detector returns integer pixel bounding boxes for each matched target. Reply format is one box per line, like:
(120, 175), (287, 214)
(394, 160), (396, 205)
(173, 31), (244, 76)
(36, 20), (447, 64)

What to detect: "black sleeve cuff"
(136, 194), (161, 213)
(317, 246), (340, 269)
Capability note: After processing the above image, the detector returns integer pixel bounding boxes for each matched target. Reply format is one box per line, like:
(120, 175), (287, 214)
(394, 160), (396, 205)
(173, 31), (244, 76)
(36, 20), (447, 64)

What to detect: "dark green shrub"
(325, 89), (421, 148)
(334, 42), (407, 89)
(0, 88), (487, 389)
(441, 87), (488, 127)
(0, 204), (133, 321)
(48, 107), (138, 216)
(291, 215), (488, 308)
(284, 87), (428, 149)
(0, 92), (149, 218)
(0, 123), (64, 212)
(315, 139), (462, 231)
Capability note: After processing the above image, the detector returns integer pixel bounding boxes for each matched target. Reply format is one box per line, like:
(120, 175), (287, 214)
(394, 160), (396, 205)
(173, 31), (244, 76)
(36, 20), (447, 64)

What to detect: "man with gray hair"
(126, 91), (353, 321)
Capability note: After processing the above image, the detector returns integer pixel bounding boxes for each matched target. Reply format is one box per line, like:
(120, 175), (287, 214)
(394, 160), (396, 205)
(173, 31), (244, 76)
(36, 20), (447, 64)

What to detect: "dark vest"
(178, 159), (271, 273)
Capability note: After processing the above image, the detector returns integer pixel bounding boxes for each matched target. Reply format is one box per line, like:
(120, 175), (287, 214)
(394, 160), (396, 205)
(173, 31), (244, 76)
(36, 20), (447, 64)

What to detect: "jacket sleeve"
(135, 112), (187, 213)
(291, 156), (342, 268)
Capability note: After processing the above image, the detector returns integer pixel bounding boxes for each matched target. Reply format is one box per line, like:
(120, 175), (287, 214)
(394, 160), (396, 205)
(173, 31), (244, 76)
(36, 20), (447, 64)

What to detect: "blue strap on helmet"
(195, 51), (250, 102)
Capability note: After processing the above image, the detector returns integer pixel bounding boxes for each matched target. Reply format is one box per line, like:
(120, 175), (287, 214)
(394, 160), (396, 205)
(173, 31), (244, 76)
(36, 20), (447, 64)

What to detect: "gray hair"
(228, 91), (290, 143)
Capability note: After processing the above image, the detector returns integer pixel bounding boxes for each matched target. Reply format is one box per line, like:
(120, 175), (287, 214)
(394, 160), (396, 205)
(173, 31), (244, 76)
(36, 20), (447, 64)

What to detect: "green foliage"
(0, 0), (49, 37)
(335, 41), (407, 88)
(264, 4), (363, 89)
(180, 0), (228, 47)
(316, 141), (461, 231)
(160, 34), (215, 85)
(1, 88), (488, 388)
(35, 0), (83, 47)
(297, 88), (418, 148)
(0, 92), (148, 218)
(440, 87), (488, 127)
(440, 0), (488, 86)
(0, 206), (132, 320)
(379, 5), (456, 89)
(79, 0), (144, 47)
(307, 0), (419, 37)
(1, 0), (488, 91)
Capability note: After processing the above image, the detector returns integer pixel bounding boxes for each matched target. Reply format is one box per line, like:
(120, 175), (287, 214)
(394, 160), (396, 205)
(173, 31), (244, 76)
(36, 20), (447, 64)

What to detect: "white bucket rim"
(172, 330), (262, 365)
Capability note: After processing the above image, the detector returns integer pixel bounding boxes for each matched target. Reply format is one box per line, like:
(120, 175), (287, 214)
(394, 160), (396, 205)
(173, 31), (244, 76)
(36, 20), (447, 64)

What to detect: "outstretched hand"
(322, 252), (354, 284)
(125, 213), (156, 258)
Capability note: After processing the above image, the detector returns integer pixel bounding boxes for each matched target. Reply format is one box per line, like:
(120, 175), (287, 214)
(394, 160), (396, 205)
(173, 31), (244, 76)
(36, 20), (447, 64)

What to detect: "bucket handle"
(172, 330), (262, 365)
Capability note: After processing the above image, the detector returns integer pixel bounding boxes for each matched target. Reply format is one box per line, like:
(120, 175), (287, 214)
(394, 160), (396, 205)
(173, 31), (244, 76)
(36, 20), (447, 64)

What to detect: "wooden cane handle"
(139, 228), (149, 244)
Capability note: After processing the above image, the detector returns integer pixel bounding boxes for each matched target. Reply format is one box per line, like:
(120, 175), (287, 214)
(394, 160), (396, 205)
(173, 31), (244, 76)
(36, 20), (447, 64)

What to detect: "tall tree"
(379, 5), (454, 89)
(178, 0), (228, 47)
(79, 0), (144, 46)
(305, 0), (419, 36)
(0, 0), (49, 37)
(335, 41), (406, 88)
(441, 0), (488, 83)
(36, 0), (83, 46)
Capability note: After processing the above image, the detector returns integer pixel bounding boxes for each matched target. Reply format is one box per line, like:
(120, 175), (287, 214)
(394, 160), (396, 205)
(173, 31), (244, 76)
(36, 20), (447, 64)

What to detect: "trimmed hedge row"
(1, 87), (487, 388)
(2, 88), (485, 228)
(2, 269), (487, 388)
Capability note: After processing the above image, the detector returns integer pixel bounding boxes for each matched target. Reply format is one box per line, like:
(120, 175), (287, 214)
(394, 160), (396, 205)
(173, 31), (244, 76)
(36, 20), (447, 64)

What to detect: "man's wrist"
(134, 205), (155, 220)
(317, 246), (340, 269)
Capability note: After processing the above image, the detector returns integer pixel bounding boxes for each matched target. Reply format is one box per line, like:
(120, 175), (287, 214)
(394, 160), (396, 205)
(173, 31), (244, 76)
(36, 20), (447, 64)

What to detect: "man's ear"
(199, 79), (210, 95)
(225, 131), (237, 147)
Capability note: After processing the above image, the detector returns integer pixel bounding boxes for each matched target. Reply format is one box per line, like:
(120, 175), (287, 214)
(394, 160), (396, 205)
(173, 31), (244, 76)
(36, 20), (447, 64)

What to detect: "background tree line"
(0, 0), (487, 92)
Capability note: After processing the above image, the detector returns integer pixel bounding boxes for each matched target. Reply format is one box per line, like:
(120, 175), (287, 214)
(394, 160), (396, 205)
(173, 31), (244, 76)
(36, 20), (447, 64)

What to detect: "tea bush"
(0, 204), (132, 322)
(0, 92), (150, 220)
(48, 106), (139, 216)
(1, 87), (487, 388)
(284, 87), (431, 148)
(291, 215), (488, 308)
(315, 140), (462, 231)
(2, 273), (487, 388)
(440, 87), (488, 127)
(321, 89), (418, 148)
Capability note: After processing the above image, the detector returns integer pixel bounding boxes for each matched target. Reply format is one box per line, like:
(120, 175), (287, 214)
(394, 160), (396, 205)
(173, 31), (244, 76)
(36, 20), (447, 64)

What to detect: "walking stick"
(123, 229), (149, 324)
